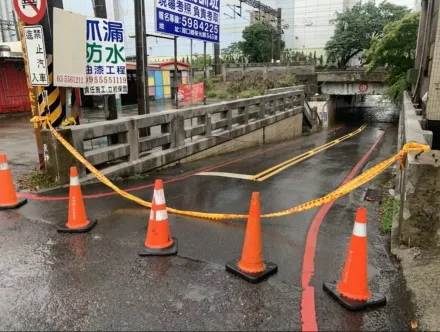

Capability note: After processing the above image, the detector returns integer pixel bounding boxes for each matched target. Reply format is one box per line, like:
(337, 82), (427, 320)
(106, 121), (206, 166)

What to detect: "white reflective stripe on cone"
(155, 210), (168, 221)
(0, 162), (9, 170)
(352, 222), (367, 237)
(70, 176), (80, 186)
(154, 189), (166, 205)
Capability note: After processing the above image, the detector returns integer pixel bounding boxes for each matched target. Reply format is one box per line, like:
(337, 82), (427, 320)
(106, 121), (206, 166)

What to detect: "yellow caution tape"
(31, 116), (430, 221)
(61, 117), (77, 127)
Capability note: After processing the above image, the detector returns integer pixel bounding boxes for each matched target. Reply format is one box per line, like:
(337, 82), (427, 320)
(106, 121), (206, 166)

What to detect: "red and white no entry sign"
(13, 0), (47, 25)
(358, 83), (369, 93)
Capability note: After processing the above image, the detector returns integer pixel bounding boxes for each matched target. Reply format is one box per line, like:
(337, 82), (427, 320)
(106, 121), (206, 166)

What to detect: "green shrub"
(238, 89), (262, 98)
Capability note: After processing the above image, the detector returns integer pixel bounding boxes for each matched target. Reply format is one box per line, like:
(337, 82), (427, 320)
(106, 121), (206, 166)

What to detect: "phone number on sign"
(181, 17), (219, 34)
(56, 75), (85, 84)
(87, 76), (127, 84)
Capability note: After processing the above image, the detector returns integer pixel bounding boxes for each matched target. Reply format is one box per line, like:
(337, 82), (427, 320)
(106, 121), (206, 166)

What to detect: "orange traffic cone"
(0, 154), (27, 210)
(226, 192), (277, 283)
(323, 207), (386, 311)
(139, 179), (178, 256)
(57, 167), (97, 233)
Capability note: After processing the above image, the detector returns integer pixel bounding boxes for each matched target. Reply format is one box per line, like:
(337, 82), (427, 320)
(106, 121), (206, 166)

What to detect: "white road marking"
(197, 172), (253, 180)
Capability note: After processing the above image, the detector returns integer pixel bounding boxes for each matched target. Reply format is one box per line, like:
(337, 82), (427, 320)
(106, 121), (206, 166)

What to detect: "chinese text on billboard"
(85, 18), (128, 95)
(155, 0), (220, 43)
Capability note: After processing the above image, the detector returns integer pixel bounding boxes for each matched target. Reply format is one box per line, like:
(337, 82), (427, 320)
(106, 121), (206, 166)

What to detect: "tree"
(189, 53), (213, 70)
(367, 12), (419, 105)
(221, 42), (243, 64)
(313, 51), (317, 62)
(186, 56), (190, 63)
(239, 23), (285, 63)
(325, 2), (409, 68)
(308, 52), (313, 61)
(319, 55), (324, 67)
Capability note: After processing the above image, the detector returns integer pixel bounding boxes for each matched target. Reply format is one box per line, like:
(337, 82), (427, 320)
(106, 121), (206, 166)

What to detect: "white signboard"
(53, 8), (87, 87)
(84, 17), (128, 95)
(23, 25), (49, 87)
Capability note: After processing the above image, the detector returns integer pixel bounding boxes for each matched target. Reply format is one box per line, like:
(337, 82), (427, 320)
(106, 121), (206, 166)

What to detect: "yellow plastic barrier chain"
(31, 116), (430, 221)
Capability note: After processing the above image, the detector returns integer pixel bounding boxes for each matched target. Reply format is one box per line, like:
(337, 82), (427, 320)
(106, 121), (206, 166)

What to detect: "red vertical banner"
(178, 82), (205, 104)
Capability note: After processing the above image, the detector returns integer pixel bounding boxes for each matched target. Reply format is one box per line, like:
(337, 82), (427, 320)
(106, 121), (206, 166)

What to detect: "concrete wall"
(308, 99), (329, 129)
(317, 70), (387, 83)
(321, 82), (387, 95)
(180, 113), (303, 164)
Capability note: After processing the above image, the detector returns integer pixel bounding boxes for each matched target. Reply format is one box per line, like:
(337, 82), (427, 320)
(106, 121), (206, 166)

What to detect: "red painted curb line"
(300, 129), (386, 331)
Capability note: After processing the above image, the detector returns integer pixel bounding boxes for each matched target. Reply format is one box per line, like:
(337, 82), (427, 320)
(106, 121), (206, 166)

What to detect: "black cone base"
(323, 281), (387, 311)
(226, 259), (278, 284)
(57, 220), (98, 233)
(0, 198), (27, 210)
(139, 238), (178, 256)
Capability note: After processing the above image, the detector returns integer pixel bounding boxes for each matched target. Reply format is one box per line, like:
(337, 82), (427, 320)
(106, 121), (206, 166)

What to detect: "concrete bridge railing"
(394, 91), (439, 250)
(43, 90), (305, 185)
(265, 85), (321, 130)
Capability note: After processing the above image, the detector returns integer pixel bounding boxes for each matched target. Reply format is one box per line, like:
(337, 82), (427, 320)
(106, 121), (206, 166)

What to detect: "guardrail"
(401, 91), (432, 146)
(67, 90), (304, 182)
(224, 61), (315, 68)
(394, 91), (437, 249)
(265, 85), (305, 95)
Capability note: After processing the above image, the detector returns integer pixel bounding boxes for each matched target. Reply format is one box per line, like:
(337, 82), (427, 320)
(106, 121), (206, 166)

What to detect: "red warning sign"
(14, 0), (47, 25)
(358, 83), (369, 93)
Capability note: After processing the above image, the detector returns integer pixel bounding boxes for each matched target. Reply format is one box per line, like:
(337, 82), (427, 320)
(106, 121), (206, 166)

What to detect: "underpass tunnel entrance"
(328, 94), (399, 126)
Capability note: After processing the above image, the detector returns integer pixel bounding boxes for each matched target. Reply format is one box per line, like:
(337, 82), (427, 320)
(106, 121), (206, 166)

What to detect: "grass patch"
(18, 171), (55, 191)
(379, 197), (399, 233)
(126, 173), (148, 180)
(206, 88), (230, 99)
(115, 173), (150, 182)
(204, 73), (300, 101)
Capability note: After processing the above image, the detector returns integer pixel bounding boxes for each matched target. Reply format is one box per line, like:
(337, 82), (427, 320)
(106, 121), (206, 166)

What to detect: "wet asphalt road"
(0, 123), (416, 331)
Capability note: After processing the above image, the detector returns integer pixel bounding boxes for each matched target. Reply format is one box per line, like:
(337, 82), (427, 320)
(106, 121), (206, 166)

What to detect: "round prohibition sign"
(358, 83), (369, 93)
(14, 0), (47, 25)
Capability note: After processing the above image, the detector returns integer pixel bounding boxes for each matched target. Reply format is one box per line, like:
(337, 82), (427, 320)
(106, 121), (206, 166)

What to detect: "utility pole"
(174, 36), (179, 109)
(92, 0), (118, 121)
(214, 43), (221, 75)
(39, 0), (65, 126)
(40, 0), (64, 55)
(276, 8), (281, 62)
(203, 41), (207, 105)
(190, 39), (193, 106)
(134, 0), (149, 116)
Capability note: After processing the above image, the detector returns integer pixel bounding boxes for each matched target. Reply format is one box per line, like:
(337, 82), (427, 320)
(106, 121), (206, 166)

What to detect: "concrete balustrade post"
(128, 119), (139, 161)
(238, 106), (249, 125)
(41, 128), (77, 184)
(170, 113), (185, 147)
(205, 113), (212, 137)
(227, 108), (232, 130)
(259, 101), (266, 119)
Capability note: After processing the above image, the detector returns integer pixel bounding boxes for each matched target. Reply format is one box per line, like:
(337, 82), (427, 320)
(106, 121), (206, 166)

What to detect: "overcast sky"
(62, 0), (420, 58)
